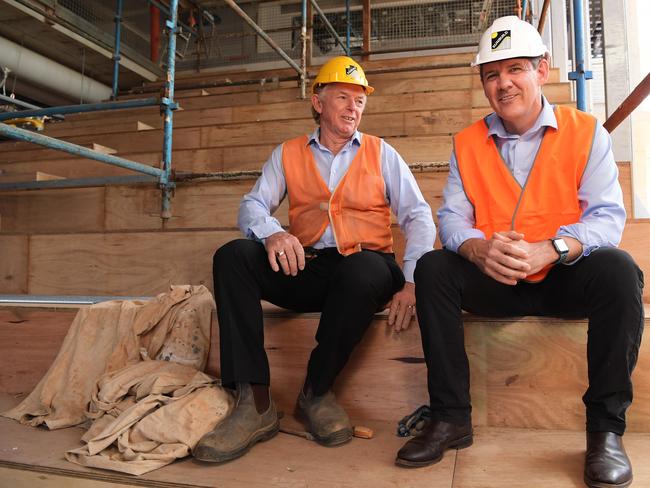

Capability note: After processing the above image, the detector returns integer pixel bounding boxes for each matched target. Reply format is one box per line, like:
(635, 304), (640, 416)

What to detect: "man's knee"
(414, 249), (459, 286)
(586, 248), (644, 296)
(333, 251), (398, 298)
(213, 239), (261, 268)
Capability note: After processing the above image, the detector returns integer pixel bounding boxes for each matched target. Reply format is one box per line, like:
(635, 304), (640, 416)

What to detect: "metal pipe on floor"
(310, 0), (349, 55)
(223, 0), (304, 76)
(0, 98), (162, 122)
(0, 123), (164, 178)
(111, 0), (124, 100)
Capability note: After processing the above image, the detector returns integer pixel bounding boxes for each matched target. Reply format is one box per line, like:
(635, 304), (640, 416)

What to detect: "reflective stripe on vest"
(281, 134), (393, 256)
(454, 105), (597, 281)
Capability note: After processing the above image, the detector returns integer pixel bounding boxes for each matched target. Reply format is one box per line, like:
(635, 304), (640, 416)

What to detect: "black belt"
(304, 246), (339, 260)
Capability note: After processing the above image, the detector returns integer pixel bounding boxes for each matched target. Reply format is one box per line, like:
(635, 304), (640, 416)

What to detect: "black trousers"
(213, 239), (405, 396)
(414, 248), (644, 435)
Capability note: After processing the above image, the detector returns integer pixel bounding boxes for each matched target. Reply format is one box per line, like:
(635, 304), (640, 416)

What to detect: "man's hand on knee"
(387, 282), (416, 332)
(265, 231), (305, 276)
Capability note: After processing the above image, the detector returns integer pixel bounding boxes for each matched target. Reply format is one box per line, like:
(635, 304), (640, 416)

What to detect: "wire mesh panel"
(56, 0), (155, 63)
(177, 0), (519, 71)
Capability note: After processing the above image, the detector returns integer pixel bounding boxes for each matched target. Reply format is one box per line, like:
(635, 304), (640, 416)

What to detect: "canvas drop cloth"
(2, 285), (233, 475)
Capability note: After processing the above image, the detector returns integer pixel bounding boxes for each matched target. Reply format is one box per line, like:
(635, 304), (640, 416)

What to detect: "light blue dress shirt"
(238, 129), (436, 282)
(438, 96), (626, 259)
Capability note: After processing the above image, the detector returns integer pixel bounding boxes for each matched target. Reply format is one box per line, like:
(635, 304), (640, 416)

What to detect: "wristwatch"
(551, 237), (569, 264)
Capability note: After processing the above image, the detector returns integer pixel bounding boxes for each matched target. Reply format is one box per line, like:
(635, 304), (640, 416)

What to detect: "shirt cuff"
(446, 229), (486, 254)
(402, 260), (416, 283)
(248, 220), (285, 241)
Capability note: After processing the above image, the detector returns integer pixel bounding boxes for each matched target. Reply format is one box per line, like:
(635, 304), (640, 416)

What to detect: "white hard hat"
(472, 16), (549, 67)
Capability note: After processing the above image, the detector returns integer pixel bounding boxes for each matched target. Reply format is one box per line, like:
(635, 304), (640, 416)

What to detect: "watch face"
(555, 239), (569, 253)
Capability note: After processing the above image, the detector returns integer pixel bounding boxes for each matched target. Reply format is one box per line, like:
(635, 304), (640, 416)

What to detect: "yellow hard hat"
(312, 56), (374, 95)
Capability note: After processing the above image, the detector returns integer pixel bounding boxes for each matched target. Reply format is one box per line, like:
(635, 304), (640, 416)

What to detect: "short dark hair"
(479, 54), (548, 81)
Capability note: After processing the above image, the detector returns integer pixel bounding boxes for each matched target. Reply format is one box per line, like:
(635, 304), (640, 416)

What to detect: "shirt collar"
(307, 128), (362, 150)
(485, 95), (557, 139)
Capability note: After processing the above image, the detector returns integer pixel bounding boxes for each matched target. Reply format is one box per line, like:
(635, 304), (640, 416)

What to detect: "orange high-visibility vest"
(281, 134), (393, 256)
(454, 105), (597, 281)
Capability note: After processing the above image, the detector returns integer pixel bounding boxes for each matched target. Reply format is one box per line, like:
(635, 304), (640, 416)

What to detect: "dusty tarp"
(2, 285), (233, 475)
(65, 361), (232, 475)
(2, 285), (215, 429)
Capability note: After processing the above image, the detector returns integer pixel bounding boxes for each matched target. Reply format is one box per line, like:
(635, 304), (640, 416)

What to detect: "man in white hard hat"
(193, 56), (435, 463)
(396, 16), (642, 488)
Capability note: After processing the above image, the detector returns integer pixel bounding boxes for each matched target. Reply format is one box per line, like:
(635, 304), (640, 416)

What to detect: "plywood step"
(1, 306), (649, 431)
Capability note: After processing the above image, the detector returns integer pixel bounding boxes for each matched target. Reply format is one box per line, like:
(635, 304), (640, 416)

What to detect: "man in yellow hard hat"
(194, 56), (435, 463)
(396, 16), (642, 488)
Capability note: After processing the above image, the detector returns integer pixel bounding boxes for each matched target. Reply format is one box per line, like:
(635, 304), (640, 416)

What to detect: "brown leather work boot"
(584, 432), (632, 488)
(193, 383), (279, 463)
(295, 388), (353, 446)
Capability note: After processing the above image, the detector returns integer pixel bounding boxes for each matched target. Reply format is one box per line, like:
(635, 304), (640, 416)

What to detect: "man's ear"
(311, 93), (322, 114)
(537, 57), (550, 86)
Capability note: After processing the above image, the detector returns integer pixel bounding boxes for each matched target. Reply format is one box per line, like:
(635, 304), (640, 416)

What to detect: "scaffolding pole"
(300, 0), (308, 99)
(111, 0), (124, 100)
(0, 122), (164, 178)
(0, 98), (162, 121)
(568, 0), (592, 111)
(0, 2), (181, 219)
(224, 0), (304, 76)
(160, 0), (179, 219)
(310, 0), (349, 55)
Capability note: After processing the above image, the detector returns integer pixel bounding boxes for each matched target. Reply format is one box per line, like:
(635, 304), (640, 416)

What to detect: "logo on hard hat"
(491, 30), (511, 51)
(345, 65), (358, 76)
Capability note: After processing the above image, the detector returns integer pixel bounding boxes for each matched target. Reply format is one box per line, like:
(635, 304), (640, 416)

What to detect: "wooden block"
(35, 172), (64, 181)
(90, 143), (117, 155)
(136, 121), (156, 131)
(0, 172), (56, 183)
(0, 235), (28, 293)
(28, 230), (240, 296)
(0, 188), (105, 234)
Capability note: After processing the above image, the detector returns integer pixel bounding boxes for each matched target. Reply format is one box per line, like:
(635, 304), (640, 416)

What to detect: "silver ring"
(407, 305), (414, 309)
(277, 250), (285, 257)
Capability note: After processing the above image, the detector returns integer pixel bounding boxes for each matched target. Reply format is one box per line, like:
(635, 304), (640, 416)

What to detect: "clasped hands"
(265, 231), (416, 333)
(462, 230), (558, 285)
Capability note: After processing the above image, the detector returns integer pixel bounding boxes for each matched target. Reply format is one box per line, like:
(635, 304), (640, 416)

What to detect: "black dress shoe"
(584, 432), (632, 488)
(395, 419), (473, 467)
